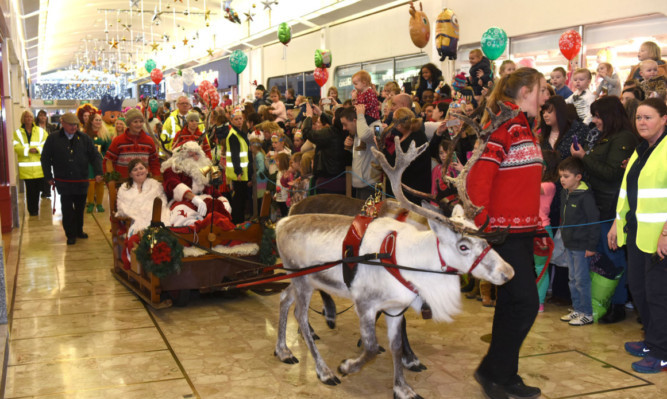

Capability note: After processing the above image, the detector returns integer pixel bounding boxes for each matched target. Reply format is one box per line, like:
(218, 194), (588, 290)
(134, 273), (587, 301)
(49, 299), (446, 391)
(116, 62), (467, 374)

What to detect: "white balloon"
(169, 75), (184, 92)
(182, 69), (195, 86)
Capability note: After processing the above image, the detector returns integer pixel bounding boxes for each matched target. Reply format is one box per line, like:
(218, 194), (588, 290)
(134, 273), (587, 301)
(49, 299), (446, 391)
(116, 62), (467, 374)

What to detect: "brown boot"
(465, 279), (480, 299)
(480, 281), (495, 307)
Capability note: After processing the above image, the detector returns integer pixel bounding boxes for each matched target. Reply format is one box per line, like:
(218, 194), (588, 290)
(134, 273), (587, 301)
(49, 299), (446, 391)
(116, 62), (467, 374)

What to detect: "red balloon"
(559, 30), (581, 61)
(313, 67), (328, 87)
(151, 68), (163, 85)
(202, 87), (220, 108)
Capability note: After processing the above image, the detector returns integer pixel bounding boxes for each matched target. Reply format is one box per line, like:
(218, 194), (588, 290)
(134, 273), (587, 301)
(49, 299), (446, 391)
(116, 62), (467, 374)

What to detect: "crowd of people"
(14, 39), (667, 398)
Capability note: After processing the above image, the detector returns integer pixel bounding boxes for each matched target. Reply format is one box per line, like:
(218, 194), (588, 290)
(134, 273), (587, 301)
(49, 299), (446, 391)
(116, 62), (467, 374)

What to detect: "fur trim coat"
(116, 178), (170, 235)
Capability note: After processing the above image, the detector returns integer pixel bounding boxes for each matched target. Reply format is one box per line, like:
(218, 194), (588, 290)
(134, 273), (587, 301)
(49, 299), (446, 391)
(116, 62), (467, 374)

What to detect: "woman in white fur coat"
(116, 158), (171, 236)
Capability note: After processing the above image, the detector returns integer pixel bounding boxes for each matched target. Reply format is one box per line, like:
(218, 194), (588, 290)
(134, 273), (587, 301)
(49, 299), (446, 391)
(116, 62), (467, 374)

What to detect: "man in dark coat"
(41, 112), (103, 245)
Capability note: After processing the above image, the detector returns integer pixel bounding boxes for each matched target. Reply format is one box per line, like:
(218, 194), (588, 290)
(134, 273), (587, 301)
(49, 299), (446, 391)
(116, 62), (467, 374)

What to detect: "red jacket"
(162, 167), (221, 202)
(172, 127), (212, 159)
(103, 130), (161, 178)
(467, 102), (542, 233)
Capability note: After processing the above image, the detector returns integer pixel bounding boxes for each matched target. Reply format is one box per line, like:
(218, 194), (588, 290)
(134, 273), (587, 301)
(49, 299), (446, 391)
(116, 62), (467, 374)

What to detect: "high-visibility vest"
(161, 110), (205, 151)
(13, 125), (46, 179)
(225, 128), (249, 181)
(616, 134), (667, 253)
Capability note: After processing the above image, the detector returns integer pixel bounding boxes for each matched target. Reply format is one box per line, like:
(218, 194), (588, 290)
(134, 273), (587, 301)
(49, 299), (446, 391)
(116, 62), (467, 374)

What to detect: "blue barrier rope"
(262, 171), (616, 230)
(555, 219), (615, 229)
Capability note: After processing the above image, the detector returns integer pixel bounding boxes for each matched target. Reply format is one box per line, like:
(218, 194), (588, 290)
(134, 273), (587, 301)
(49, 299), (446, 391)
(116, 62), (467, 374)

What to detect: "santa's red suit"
(161, 141), (232, 228)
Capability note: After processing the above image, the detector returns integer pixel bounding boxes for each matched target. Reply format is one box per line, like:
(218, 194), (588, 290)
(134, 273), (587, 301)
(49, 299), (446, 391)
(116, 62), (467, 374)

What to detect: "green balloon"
(144, 59), (156, 73)
(230, 50), (248, 74)
(480, 27), (507, 61)
(278, 23), (291, 45)
(149, 99), (159, 114)
(178, 69), (183, 76)
(314, 49), (332, 68)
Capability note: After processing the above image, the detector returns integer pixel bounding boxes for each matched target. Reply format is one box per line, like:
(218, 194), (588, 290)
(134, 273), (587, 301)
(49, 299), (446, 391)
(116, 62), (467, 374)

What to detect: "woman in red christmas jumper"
(469, 68), (546, 399)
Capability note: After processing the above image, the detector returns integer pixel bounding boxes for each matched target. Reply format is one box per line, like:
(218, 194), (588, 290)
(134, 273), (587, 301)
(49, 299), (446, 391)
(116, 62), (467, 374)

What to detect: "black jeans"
(478, 234), (539, 385)
(24, 178), (43, 215)
(627, 229), (667, 360)
(230, 180), (248, 224)
(60, 194), (87, 239)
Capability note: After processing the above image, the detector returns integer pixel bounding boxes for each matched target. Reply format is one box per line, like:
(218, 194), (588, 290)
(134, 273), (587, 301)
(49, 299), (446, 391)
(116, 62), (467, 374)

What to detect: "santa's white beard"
(166, 155), (212, 188)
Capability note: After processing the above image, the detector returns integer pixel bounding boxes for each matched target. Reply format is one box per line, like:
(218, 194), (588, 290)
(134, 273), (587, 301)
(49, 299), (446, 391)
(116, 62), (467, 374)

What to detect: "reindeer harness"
(341, 208), (491, 294)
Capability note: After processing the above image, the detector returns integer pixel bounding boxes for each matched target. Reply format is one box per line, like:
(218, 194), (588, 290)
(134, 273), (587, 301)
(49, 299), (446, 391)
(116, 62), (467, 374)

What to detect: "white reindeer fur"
(275, 206), (514, 397)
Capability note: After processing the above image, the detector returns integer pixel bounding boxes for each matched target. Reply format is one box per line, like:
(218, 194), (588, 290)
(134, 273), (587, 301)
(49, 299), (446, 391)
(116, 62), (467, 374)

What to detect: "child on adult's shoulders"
(466, 49), (493, 96)
(351, 70), (380, 126)
(565, 68), (595, 125)
(551, 67), (573, 99)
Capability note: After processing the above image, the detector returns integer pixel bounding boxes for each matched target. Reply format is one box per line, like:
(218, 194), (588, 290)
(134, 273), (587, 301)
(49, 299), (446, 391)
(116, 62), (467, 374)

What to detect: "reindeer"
(274, 100), (517, 397)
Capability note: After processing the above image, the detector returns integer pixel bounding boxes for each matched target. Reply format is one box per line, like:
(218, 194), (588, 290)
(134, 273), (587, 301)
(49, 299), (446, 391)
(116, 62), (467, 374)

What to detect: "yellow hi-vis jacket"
(161, 110), (205, 151)
(616, 134), (667, 253)
(225, 127), (249, 182)
(13, 124), (46, 179)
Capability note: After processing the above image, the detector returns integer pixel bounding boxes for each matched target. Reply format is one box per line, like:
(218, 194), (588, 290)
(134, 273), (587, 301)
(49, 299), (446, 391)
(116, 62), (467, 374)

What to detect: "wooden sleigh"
(107, 171), (286, 308)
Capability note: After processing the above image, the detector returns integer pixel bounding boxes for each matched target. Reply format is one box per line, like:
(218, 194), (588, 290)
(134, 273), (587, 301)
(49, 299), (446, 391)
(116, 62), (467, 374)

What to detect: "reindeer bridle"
(436, 237), (492, 275)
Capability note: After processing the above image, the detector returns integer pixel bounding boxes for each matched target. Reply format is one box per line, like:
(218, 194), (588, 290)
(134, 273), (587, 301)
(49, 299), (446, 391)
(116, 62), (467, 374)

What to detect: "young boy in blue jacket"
(558, 157), (600, 326)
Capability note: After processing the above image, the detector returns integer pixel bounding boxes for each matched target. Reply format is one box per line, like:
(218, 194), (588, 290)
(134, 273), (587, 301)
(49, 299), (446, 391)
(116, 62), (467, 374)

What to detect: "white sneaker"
(560, 310), (580, 322)
(569, 314), (594, 326)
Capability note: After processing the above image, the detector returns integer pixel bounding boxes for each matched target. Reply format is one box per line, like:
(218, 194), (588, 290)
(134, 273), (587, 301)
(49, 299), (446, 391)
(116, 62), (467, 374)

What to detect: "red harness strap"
(341, 215), (374, 287)
(381, 231), (418, 294)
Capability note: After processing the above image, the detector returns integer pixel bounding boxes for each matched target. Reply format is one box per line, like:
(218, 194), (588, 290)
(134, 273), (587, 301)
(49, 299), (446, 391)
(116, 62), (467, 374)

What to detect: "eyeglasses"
(177, 102), (189, 106)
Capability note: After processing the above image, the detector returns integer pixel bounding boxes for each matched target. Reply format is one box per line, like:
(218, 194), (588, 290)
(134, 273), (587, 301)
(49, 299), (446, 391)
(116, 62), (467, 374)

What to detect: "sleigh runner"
(108, 176), (286, 308)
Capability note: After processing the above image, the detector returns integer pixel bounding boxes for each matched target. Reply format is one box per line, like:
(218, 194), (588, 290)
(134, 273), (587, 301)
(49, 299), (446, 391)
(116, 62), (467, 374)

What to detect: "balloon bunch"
(197, 80), (220, 109)
(313, 49), (332, 87)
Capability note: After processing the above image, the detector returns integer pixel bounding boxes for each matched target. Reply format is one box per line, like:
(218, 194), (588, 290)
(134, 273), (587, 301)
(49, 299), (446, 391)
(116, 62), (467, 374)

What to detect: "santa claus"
(161, 141), (232, 227)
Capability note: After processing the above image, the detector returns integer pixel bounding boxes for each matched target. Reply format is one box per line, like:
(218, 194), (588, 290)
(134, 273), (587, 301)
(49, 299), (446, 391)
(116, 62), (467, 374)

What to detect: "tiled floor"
(2, 194), (667, 398)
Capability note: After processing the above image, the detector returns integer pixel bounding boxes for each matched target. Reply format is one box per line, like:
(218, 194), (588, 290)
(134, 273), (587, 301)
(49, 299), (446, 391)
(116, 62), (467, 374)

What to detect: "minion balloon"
(435, 8), (459, 61)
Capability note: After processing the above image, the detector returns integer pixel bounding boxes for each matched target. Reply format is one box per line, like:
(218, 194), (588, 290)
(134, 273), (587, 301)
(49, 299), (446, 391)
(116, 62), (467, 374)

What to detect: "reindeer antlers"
(444, 101), (519, 219)
(371, 138), (457, 230)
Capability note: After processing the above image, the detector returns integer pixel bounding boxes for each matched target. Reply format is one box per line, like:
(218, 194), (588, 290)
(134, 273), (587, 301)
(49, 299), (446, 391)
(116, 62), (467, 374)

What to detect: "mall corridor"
(0, 197), (665, 398)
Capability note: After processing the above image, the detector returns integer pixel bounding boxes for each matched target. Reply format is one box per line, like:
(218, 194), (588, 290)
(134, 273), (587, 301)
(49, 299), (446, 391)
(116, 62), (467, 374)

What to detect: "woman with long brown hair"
(468, 67), (546, 399)
(84, 112), (113, 213)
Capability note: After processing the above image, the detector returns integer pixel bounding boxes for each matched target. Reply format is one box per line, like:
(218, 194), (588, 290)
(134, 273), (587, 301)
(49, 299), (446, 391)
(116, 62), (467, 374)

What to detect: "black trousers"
(478, 234), (539, 385)
(60, 194), (87, 239)
(230, 180), (248, 224)
(24, 178), (43, 215)
(627, 229), (667, 360)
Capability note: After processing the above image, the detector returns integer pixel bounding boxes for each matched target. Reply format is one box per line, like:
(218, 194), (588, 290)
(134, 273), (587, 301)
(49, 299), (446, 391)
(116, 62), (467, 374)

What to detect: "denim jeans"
(565, 248), (593, 315)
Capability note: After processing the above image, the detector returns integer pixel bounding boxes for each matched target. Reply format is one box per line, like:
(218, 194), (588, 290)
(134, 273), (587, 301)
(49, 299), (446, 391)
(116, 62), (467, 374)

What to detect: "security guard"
(225, 111), (249, 223)
(13, 110), (47, 216)
(161, 96), (205, 151)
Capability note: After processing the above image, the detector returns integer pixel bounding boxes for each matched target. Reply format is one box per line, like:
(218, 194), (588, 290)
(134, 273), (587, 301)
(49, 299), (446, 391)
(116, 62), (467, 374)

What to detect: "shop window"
(333, 63), (361, 102)
(583, 15), (667, 82)
(395, 54), (430, 89)
(266, 71), (315, 99)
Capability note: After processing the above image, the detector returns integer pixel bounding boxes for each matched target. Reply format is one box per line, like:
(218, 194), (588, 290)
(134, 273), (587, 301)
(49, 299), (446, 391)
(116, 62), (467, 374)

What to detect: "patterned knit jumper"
(467, 102), (543, 233)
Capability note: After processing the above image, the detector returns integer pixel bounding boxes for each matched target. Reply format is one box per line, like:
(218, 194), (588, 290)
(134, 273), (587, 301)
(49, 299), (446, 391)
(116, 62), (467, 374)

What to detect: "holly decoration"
(259, 224), (277, 266)
(314, 49), (332, 68)
(135, 227), (184, 278)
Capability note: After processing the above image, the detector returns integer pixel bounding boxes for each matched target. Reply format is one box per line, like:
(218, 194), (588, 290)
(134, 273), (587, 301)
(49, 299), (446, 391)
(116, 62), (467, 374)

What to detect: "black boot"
(599, 304), (626, 324)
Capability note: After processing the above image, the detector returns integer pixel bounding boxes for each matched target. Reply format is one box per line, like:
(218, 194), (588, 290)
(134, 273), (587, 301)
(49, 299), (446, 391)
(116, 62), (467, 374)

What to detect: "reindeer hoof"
(357, 338), (362, 347)
(274, 350), (299, 364)
(318, 374), (341, 386)
(379, 345), (386, 353)
(326, 320), (336, 329)
(337, 365), (347, 377)
(312, 333), (320, 340)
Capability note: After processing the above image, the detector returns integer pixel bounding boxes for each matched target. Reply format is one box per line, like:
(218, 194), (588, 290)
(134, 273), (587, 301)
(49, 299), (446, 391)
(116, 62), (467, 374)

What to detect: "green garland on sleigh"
(135, 227), (184, 278)
(259, 223), (277, 266)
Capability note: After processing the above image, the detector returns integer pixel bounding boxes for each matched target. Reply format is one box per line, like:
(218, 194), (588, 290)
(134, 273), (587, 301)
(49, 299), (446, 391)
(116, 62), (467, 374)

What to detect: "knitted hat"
(124, 109), (144, 125)
(185, 112), (200, 123)
(452, 72), (466, 92)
